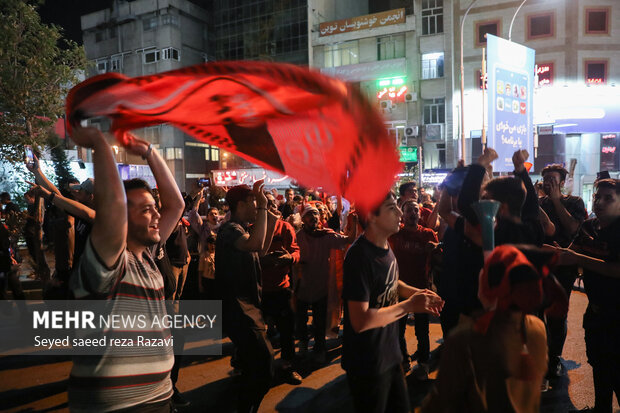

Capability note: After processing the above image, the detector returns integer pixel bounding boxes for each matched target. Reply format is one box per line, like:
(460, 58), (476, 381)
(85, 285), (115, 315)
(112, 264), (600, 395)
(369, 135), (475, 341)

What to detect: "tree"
(47, 133), (76, 191)
(0, 0), (87, 164)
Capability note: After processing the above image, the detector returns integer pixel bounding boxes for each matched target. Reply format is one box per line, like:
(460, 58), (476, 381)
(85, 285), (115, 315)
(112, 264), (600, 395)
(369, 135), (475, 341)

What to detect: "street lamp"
(460, 0), (479, 163)
(508, 0), (529, 41)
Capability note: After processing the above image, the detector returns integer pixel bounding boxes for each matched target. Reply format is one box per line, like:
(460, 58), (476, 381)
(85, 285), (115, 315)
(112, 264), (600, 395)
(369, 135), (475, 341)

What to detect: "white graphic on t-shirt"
(375, 260), (399, 308)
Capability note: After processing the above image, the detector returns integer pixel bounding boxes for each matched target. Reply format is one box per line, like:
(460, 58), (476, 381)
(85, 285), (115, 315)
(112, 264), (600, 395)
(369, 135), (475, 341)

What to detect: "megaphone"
(471, 200), (501, 257)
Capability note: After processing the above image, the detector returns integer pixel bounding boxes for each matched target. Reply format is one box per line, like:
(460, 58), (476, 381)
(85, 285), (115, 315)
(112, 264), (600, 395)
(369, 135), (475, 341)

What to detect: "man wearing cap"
(295, 203), (357, 363)
(215, 181), (279, 413)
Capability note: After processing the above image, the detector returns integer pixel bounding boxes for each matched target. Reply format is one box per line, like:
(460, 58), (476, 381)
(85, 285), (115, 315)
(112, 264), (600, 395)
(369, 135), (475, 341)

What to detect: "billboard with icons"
(487, 34), (535, 172)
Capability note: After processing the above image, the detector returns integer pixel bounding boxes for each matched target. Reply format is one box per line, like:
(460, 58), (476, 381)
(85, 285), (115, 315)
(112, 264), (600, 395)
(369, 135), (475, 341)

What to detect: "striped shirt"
(69, 238), (173, 412)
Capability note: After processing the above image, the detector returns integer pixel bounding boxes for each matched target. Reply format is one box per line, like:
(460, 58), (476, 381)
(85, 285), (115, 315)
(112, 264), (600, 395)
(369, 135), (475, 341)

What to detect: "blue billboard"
(487, 34), (535, 172)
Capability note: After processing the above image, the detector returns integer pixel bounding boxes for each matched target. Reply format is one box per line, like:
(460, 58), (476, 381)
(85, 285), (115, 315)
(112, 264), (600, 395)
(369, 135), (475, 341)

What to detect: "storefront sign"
(600, 133), (619, 171)
(538, 124), (554, 135)
(212, 168), (291, 188)
(536, 63), (553, 87)
(320, 58), (406, 83)
(487, 34), (535, 172)
(399, 146), (418, 163)
(422, 171), (449, 185)
(118, 164), (156, 188)
(319, 8), (405, 37)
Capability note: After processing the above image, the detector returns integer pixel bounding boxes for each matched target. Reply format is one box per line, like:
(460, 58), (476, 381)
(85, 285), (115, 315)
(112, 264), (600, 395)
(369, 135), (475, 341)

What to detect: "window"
(527, 12), (554, 40)
(143, 17), (158, 31)
(161, 14), (179, 27)
(110, 56), (122, 72)
(423, 98), (445, 124)
(422, 0), (443, 35)
(144, 50), (161, 64)
(96, 60), (108, 73)
(324, 41), (359, 68)
(585, 60), (607, 84)
(536, 62), (554, 87)
(377, 35), (405, 61)
(162, 47), (180, 61)
(210, 147), (219, 161)
(586, 8), (610, 34)
(95, 30), (106, 43)
(422, 52), (444, 79)
(475, 20), (500, 47)
(165, 147), (183, 160)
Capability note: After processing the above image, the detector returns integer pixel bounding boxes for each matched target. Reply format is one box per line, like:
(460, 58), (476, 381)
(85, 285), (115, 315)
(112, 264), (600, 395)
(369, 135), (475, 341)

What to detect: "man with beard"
(389, 200), (439, 377)
(279, 188), (296, 219)
(295, 204), (357, 363)
(555, 179), (620, 413)
(68, 126), (185, 412)
(215, 181), (279, 413)
(343, 192), (444, 413)
(539, 164), (586, 379)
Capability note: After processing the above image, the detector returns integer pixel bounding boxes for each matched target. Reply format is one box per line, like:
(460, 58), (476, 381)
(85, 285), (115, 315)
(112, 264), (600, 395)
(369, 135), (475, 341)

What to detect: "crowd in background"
(1, 137), (619, 413)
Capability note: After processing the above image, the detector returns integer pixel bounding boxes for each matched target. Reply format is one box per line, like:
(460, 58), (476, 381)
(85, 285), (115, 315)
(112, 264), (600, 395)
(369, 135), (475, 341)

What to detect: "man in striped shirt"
(68, 126), (185, 412)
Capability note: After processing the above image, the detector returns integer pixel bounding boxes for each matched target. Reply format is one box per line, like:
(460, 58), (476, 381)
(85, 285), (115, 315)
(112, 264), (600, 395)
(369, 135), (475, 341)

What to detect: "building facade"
(81, 0), (219, 191)
(310, 0), (456, 173)
(455, 0), (620, 207)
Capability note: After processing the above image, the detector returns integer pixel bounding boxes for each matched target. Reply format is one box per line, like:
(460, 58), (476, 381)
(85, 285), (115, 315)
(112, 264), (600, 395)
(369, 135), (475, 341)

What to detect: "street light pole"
(460, 0), (479, 163)
(508, 0), (529, 41)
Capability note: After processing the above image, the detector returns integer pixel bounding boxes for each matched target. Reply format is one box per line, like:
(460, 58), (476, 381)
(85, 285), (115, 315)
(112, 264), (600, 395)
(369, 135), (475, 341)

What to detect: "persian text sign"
(487, 34), (535, 172)
(319, 9), (405, 37)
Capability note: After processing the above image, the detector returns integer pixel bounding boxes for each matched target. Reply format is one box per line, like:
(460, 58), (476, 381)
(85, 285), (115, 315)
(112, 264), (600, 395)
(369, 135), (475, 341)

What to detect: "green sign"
(377, 76), (406, 88)
(399, 146), (417, 162)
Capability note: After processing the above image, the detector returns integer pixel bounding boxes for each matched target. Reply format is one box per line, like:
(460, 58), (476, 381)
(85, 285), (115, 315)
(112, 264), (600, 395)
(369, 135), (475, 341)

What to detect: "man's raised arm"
(28, 184), (95, 223)
(25, 154), (61, 196)
(126, 137), (184, 242)
(71, 126), (127, 268)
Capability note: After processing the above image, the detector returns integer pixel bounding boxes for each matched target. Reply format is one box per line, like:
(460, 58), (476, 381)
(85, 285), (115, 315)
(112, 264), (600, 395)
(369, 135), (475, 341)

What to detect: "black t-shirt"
(540, 195), (586, 247)
(0, 223), (12, 272)
(342, 235), (401, 376)
(165, 222), (189, 268)
(214, 220), (264, 331)
(574, 217), (620, 316)
(495, 216), (544, 247)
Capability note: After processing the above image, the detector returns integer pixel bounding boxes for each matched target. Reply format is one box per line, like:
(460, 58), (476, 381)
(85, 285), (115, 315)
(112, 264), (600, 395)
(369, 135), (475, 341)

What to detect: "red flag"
(66, 62), (402, 212)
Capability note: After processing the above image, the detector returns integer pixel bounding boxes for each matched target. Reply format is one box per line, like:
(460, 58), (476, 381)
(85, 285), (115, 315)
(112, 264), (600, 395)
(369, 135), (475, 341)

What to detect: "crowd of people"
(1, 128), (619, 413)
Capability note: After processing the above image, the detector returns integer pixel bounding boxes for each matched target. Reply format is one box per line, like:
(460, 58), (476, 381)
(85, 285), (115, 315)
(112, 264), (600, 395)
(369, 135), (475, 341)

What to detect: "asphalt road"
(0, 289), (618, 412)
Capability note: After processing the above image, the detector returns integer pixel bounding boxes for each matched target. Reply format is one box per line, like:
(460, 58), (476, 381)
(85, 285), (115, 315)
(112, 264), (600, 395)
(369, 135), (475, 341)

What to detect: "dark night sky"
(38, 0), (113, 44)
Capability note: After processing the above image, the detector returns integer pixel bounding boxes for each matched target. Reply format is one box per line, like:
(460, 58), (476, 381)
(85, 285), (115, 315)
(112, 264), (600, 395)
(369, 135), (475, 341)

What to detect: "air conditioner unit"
(405, 92), (417, 102)
(380, 100), (393, 110)
(405, 125), (419, 138)
(425, 124), (444, 141)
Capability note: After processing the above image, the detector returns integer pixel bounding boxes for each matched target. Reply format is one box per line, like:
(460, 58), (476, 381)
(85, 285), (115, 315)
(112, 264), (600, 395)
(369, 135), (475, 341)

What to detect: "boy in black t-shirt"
(342, 193), (444, 413)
